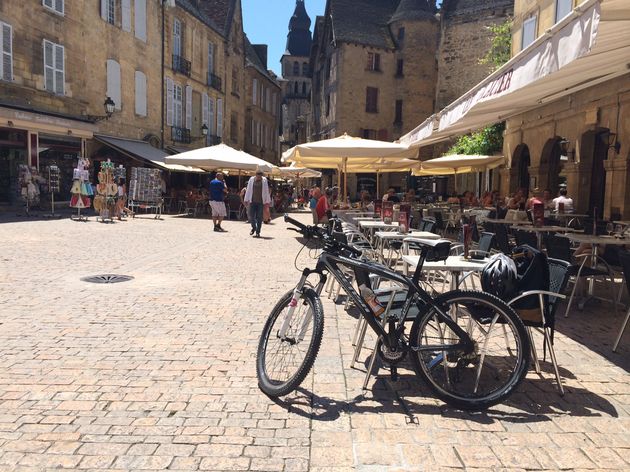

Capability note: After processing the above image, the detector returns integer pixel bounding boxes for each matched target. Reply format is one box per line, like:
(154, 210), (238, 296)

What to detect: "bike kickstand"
(390, 365), (398, 382)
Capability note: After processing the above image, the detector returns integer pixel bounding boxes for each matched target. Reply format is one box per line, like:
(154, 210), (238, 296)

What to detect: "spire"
(390, 0), (435, 23)
(285, 0), (312, 57)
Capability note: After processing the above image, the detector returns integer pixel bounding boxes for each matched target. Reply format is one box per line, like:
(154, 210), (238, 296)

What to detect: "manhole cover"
(81, 274), (134, 284)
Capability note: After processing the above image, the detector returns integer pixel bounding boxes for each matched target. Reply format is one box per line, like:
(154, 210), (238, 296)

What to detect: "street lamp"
(88, 96), (116, 122)
(606, 132), (621, 154)
(201, 124), (208, 136)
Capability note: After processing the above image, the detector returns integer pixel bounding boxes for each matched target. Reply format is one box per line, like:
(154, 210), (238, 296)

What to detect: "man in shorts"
(209, 172), (228, 232)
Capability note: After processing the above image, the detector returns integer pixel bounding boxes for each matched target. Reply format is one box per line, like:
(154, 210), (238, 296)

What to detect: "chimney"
(253, 45), (268, 69)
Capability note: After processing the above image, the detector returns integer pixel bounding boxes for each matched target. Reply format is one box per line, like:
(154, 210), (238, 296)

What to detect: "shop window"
(366, 87), (378, 113)
(366, 52), (381, 72)
(43, 0), (64, 15)
(1, 22), (12, 82)
(521, 15), (537, 50)
(43, 39), (64, 95)
(555, 0), (573, 23)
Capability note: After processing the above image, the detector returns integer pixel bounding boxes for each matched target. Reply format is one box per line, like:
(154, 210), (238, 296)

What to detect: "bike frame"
(285, 246), (474, 355)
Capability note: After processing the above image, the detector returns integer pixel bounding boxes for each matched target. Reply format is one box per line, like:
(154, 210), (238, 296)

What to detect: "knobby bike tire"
(410, 290), (530, 411)
(256, 288), (324, 397)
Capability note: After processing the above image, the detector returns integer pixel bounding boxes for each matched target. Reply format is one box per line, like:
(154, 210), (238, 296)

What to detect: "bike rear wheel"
(256, 288), (324, 397)
(410, 290), (529, 410)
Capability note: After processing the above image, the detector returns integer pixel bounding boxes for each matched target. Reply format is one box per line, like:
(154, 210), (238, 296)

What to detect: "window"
(101, 0), (116, 25)
(232, 65), (239, 94)
(555, 0), (573, 23)
(266, 88), (271, 112)
(250, 119), (255, 145)
(325, 57), (331, 79)
(185, 85), (192, 130)
(271, 93), (276, 116)
(394, 100), (403, 124)
(325, 94), (330, 116)
(217, 98), (223, 137)
(396, 59), (404, 77)
(366, 52), (380, 72)
(208, 96), (215, 135)
(106, 59), (121, 109)
(208, 41), (214, 74)
(397, 27), (405, 43)
(173, 83), (183, 127)
(43, 40), (64, 95)
(1, 22), (12, 82)
(365, 87), (378, 113)
(294, 82), (298, 94)
(293, 61), (299, 75)
(43, 0), (64, 15)
(261, 86), (266, 110)
(252, 78), (258, 105)
(230, 113), (237, 142)
(173, 18), (182, 57)
(302, 62), (309, 76)
(302, 82), (307, 95)
(135, 71), (147, 116)
(521, 15), (537, 50)
(202, 93), (208, 126)
(134, 0), (147, 41)
(166, 77), (174, 125)
(362, 129), (377, 140)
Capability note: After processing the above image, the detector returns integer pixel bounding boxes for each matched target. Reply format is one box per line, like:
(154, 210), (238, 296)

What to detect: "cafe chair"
(613, 250), (630, 352)
(514, 229), (538, 249)
(544, 234), (618, 319)
(507, 258), (571, 395)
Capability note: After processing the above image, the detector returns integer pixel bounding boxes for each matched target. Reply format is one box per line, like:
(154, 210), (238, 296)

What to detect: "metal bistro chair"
(514, 229), (538, 249)
(507, 258), (571, 395)
(613, 250), (630, 352)
(494, 223), (513, 254)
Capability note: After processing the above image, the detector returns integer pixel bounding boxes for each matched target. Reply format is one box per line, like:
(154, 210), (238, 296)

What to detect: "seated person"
(404, 189), (416, 203)
(383, 188), (400, 203)
(552, 188), (574, 212)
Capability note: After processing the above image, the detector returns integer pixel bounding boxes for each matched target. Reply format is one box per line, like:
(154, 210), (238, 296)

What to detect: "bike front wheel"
(410, 290), (530, 410)
(256, 288), (324, 397)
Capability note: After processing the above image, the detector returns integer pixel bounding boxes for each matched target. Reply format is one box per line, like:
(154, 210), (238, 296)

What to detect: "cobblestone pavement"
(0, 211), (629, 471)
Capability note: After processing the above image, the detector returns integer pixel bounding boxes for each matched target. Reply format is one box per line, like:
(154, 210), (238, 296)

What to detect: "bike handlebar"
(284, 214), (363, 258)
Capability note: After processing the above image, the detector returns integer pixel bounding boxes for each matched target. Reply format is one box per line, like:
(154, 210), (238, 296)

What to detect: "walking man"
(209, 172), (228, 232)
(244, 168), (271, 238)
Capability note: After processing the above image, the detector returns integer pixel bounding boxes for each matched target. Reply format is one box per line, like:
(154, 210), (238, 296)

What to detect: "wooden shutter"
(43, 40), (54, 91)
(134, 0), (147, 41)
(100, 0), (108, 21)
(122, 0), (131, 32)
(166, 77), (174, 126)
(202, 92), (208, 125)
(106, 59), (121, 109)
(216, 98), (223, 137)
(1, 22), (12, 81)
(135, 71), (146, 116)
(185, 85), (192, 130)
(252, 79), (257, 105)
(208, 96), (215, 135)
(378, 129), (388, 141)
(53, 43), (64, 95)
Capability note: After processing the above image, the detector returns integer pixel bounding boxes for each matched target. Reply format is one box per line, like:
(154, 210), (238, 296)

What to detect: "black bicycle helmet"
(481, 254), (518, 301)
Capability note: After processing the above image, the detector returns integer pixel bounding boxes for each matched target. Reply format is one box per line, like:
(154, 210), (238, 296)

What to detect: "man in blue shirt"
(209, 172), (228, 232)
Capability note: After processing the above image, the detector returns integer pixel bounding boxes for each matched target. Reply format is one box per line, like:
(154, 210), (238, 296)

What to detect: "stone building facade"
(310, 0), (440, 195)
(244, 39), (281, 164)
(502, 0), (630, 218)
(280, 0), (312, 152)
(0, 0), (281, 207)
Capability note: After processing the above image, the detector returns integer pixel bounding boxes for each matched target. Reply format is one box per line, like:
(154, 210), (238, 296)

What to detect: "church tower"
(280, 0), (313, 150)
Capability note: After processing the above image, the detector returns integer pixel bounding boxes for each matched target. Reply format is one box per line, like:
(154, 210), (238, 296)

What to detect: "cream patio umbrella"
(165, 143), (275, 173)
(281, 133), (418, 201)
(412, 154), (505, 193)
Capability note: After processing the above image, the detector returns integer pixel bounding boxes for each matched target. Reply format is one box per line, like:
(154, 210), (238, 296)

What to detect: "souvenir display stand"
(128, 167), (163, 219)
(94, 160), (116, 223)
(44, 165), (60, 218)
(17, 164), (44, 216)
(69, 158), (92, 222)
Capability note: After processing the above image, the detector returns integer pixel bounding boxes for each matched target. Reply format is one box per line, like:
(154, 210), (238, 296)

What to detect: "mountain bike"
(256, 215), (530, 410)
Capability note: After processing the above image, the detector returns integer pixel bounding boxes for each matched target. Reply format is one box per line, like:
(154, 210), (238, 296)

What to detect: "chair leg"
(528, 327), (541, 374)
(564, 277), (579, 318)
(363, 336), (380, 390)
(613, 307), (630, 352)
(351, 319), (369, 369)
(544, 328), (565, 395)
(351, 316), (364, 347)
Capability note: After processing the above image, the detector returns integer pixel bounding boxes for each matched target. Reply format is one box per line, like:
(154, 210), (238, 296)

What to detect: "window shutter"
(173, 19), (181, 57)
(122, 0), (131, 32)
(106, 59), (121, 109)
(165, 77), (174, 126)
(208, 96), (215, 135)
(43, 40), (53, 91)
(54, 44), (64, 95)
(252, 79), (257, 105)
(134, 0), (147, 41)
(207, 42), (214, 74)
(135, 71), (147, 116)
(216, 98), (223, 137)
(185, 85), (192, 130)
(1, 23), (12, 81)
(378, 129), (388, 141)
(202, 92), (208, 125)
(100, 0), (108, 21)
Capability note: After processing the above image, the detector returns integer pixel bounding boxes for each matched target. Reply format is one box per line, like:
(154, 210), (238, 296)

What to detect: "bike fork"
(278, 275), (308, 339)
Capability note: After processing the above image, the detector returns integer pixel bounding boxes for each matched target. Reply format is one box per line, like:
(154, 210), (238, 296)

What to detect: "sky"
(242, 1), (443, 76)
(241, 0), (327, 76)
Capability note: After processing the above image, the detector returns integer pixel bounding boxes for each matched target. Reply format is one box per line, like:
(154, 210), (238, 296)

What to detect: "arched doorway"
(540, 137), (563, 193)
(511, 144), (531, 194)
(580, 129), (610, 216)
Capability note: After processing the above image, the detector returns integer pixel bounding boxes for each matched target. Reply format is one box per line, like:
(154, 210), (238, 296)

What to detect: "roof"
(245, 36), (280, 85)
(440, 0), (514, 21)
(175, 0), (222, 36)
(390, 0), (435, 23)
(329, 0), (399, 50)
(285, 0), (313, 56)
(198, 0), (237, 37)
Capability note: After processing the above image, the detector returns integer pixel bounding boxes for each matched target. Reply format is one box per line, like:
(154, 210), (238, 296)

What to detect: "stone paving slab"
(0, 212), (628, 471)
